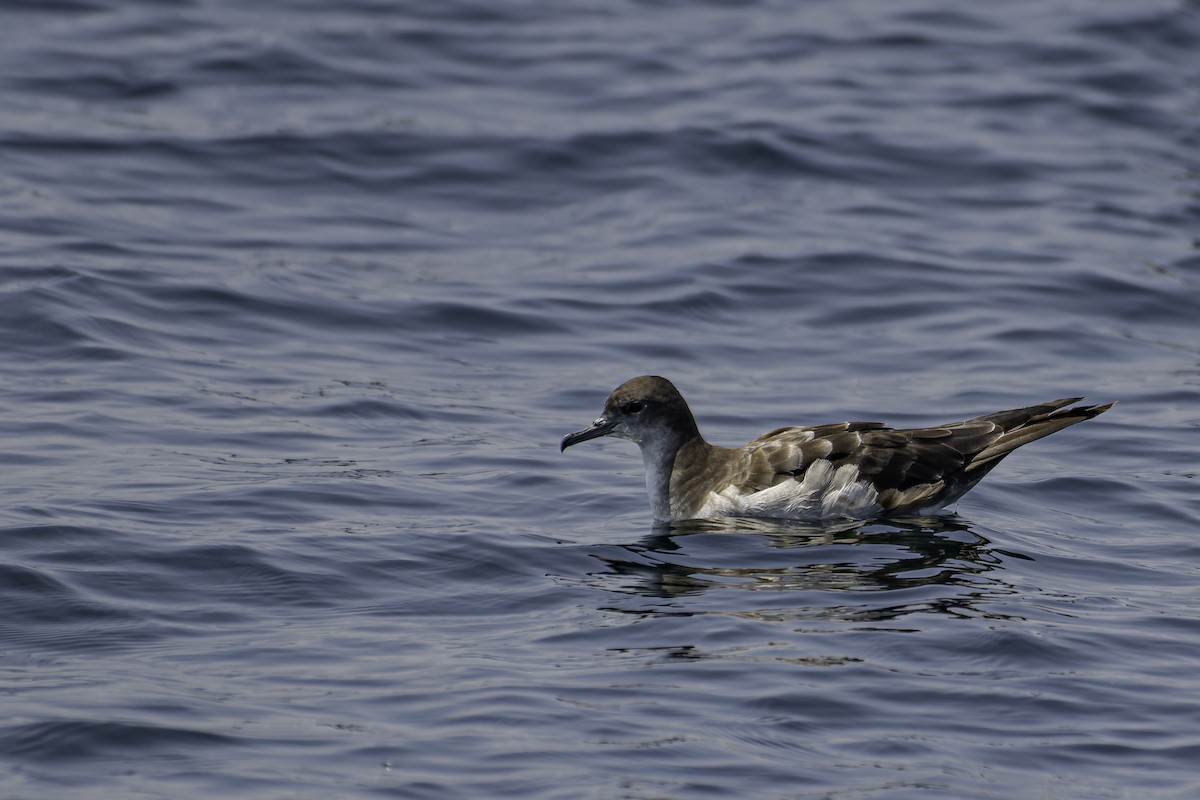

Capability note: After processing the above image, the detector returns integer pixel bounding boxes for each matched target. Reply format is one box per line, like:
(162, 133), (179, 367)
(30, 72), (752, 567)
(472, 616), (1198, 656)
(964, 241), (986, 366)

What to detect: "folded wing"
(733, 397), (1114, 514)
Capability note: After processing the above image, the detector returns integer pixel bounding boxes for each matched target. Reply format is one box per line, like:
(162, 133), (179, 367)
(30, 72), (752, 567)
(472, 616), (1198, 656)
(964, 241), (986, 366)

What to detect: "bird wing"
(736, 420), (997, 510)
(731, 397), (1111, 513)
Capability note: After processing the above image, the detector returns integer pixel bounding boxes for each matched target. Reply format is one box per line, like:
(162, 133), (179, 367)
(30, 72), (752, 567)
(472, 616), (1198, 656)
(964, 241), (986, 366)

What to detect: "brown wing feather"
(730, 398), (1112, 514)
(965, 399), (1114, 471)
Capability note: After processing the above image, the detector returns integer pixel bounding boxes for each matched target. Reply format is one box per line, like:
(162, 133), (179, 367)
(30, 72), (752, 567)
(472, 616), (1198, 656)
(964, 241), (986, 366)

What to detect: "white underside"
(692, 459), (884, 521)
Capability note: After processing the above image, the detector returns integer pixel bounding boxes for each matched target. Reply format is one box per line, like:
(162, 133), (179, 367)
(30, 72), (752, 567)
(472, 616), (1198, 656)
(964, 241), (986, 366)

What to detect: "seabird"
(560, 375), (1113, 522)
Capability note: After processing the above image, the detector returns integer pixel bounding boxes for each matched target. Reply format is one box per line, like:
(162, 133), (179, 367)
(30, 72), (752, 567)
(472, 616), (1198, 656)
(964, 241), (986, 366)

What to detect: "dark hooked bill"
(560, 418), (617, 451)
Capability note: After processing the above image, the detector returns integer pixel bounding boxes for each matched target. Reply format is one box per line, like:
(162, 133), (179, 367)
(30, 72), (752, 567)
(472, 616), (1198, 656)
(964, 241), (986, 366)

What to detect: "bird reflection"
(591, 515), (1028, 623)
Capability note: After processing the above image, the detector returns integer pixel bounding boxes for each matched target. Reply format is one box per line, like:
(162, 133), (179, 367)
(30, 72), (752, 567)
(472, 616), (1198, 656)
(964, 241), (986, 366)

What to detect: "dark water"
(2, 1), (1199, 797)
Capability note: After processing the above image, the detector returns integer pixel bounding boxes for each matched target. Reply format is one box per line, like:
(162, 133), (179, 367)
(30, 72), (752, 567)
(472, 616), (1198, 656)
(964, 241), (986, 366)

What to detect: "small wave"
(1, 719), (235, 761)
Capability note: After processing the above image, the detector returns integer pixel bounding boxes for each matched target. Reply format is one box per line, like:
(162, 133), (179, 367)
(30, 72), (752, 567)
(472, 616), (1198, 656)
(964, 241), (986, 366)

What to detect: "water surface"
(2, 1), (1199, 798)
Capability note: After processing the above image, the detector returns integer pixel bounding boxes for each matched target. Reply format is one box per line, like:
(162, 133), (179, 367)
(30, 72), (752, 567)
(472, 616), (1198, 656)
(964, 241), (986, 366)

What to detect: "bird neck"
(640, 432), (715, 522)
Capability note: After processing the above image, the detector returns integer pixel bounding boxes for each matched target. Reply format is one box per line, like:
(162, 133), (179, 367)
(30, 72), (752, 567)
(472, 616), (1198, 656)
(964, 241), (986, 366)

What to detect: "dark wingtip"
(1049, 398), (1117, 421)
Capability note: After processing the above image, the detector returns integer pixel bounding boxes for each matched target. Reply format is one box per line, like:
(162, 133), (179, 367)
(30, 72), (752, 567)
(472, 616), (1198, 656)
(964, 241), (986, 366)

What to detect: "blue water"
(2, 1), (1199, 798)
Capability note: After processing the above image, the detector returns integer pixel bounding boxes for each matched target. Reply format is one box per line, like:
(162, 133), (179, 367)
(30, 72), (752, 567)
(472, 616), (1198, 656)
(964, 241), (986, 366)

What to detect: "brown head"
(560, 376), (702, 452)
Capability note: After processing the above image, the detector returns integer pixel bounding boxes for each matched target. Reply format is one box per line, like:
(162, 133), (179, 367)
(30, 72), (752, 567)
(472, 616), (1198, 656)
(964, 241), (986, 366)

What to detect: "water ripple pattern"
(1, 1), (1198, 798)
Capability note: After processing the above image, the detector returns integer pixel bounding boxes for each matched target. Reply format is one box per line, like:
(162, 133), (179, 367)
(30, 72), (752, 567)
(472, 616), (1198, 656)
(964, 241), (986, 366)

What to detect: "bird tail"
(965, 398), (1115, 472)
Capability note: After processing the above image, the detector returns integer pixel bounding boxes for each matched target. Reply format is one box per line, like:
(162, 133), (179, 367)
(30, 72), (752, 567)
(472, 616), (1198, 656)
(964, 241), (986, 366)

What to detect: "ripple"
(1, 719), (236, 761)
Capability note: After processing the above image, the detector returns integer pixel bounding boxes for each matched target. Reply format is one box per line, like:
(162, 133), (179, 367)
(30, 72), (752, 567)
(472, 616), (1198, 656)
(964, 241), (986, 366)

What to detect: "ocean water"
(2, 1), (1199, 798)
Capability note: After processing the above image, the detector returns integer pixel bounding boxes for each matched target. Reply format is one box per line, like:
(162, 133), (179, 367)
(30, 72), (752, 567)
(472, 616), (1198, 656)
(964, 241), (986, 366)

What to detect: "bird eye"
(622, 401), (645, 414)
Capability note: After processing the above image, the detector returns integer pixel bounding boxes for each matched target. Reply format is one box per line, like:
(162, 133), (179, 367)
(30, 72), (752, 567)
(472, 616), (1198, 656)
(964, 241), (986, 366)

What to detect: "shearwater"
(560, 375), (1113, 523)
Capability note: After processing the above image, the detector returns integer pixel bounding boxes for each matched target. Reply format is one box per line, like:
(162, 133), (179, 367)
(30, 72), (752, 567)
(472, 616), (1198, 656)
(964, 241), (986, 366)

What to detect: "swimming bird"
(560, 376), (1113, 522)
